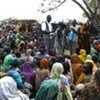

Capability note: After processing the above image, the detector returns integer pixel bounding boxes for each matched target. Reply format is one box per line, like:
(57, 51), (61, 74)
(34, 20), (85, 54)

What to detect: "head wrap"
(40, 58), (49, 69)
(86, 55), (92, 60)
(79, 49), (86, 62)
(71, 54), (82, 63)
(50, 62), (64, 79)
(21, 61), (36, 83)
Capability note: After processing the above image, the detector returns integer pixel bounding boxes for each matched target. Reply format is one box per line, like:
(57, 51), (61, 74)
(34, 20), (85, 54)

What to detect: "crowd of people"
(0, 15), (100, 100)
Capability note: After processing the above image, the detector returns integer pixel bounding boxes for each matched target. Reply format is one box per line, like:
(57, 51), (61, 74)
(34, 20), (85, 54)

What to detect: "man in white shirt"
(41, 15), (53, 53)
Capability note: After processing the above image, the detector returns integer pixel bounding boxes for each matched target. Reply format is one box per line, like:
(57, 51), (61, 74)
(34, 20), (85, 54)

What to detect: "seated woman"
(76, 62), (93, 86)
(71, 54), (83, 84)
(7, 57), (23, 89)
(35, 58), (50, 92)
(0, 76), (29, 100)
(21, 61), (36, 98)
(77, 70), (100, 100)
(21, 61), (36, 84)
(49, 62), (73, 100)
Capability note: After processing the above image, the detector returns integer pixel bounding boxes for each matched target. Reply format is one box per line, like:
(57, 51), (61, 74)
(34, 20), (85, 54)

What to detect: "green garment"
(16, 38), (20, 45)
(35, 79), (58, 100)
(3, 54), (13, 71)
(90, 45), (96, 55)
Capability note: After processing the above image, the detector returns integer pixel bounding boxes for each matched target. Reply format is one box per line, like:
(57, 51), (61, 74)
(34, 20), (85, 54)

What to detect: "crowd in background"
(0, 16), (100, 100)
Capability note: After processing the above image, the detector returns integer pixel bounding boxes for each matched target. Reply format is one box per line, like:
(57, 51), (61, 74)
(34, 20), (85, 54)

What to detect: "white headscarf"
(0, 76), (30, 100)
(50, 62), (64, 79)
(86, 54), (92, 60)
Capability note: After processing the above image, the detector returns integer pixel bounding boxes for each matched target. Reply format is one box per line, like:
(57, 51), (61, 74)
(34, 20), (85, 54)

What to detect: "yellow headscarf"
(79, 49), (86, 62)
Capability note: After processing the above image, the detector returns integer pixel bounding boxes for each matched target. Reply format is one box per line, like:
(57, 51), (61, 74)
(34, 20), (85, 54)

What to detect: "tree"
(38, 0), (100, 31)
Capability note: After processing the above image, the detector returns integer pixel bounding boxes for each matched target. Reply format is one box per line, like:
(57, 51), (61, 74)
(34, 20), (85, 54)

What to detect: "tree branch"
(94, 4), (100, 14)
(41, 0), (66, 13)
(82, 0), (93, 14)
(72, 0), (91, 20)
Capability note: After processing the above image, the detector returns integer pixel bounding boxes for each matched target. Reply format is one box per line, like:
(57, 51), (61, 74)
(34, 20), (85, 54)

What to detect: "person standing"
(70, 20), (80, 54)
(41, 15), (53, 53)
(54, 22), (66, 55)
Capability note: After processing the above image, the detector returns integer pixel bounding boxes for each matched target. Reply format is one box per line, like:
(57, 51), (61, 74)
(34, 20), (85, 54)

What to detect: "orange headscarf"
(40, 58), (49, 69)
(71, 54), (83, 64)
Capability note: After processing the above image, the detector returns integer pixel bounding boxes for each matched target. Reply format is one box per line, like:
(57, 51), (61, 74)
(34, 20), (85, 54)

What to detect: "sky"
(0, 0), (86, 22)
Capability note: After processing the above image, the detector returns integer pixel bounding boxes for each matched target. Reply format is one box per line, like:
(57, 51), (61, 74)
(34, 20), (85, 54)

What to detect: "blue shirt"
(7, 68), (23, 88)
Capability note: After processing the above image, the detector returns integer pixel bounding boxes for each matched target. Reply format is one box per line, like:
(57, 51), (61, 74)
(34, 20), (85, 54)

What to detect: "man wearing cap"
(33, 43), (50, 68)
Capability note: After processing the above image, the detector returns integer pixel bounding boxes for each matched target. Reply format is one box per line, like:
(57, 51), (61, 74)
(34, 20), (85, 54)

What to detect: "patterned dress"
(79, 79), (100, 100)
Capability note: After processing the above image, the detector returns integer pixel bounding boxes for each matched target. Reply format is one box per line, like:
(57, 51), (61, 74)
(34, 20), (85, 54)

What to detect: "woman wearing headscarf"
(78, 49), (86, 63)
(21, 61), (36, 84)
(21, 60), (36, 98)
(0, 76), (29, 100)
(3, 47), (13, 72)
(35, 58), (50, 91)
(7, 57), (23, 89)
(71, 54), (83, 84)
(50, 62), (73, 100)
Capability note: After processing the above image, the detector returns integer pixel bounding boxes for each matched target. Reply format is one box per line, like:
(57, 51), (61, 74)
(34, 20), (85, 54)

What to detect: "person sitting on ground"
(49, 62), (73, 100)
(71, 54), (83, 84)
(21, 61), (36, 84)
(35, 58), (50, 92)
(0, 76), (29, 100)
(7, 57), (23, 90)
(78, 70), (100, 100)
(76, 62), (93, 86)
(3, 47), (13, 72)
